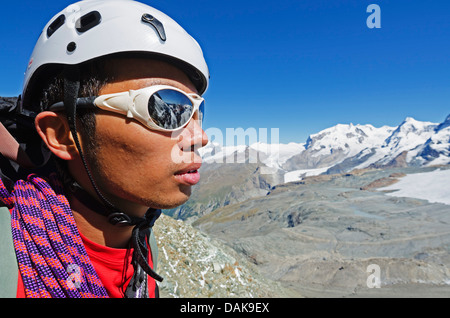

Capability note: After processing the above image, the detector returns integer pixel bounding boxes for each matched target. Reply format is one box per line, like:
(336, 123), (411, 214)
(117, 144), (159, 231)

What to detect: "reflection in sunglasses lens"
(148, 89), (193, 129)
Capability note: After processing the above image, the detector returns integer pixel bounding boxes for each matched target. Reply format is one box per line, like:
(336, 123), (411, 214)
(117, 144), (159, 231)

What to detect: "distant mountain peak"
(397, 116), (436, 130)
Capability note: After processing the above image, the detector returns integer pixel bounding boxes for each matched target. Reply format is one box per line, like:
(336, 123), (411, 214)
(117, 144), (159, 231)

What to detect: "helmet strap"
(125, 208), (164, 298)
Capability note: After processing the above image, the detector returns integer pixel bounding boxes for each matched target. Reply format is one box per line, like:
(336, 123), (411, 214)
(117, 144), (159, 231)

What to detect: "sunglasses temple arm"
(75, 96), (97, 109)
(48, 96), (97, 111)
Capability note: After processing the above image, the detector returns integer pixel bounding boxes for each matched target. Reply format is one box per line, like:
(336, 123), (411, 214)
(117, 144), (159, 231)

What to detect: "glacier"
(378, 168), (450, 205)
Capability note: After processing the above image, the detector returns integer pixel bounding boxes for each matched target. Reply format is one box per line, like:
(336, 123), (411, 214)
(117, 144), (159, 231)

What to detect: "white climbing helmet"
(22, 0), (209, 106)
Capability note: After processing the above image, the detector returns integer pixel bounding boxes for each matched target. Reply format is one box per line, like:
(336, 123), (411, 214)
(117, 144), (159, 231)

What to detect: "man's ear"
(35, 111), (79, 160)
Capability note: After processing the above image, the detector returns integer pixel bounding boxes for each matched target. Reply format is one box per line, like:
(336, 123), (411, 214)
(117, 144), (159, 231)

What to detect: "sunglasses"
(50, 85), (205, 132)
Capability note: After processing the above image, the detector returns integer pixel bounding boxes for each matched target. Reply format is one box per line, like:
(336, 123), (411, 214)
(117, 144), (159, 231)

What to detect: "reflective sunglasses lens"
(148, 89), (194, 130)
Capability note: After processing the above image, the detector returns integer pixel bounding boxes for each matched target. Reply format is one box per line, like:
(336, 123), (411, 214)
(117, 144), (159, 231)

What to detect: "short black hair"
(38, 59), (111, 185)
(38, 58), (112, 137)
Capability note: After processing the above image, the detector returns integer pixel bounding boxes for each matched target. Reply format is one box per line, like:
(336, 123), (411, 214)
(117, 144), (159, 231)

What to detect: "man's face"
(79, 58), (208, 215)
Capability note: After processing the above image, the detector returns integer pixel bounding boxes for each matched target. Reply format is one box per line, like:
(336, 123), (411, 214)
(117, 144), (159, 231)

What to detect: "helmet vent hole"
(76, 11), (102, 33)
(47, 14), (66, 38)
(67, 42), (77, 53)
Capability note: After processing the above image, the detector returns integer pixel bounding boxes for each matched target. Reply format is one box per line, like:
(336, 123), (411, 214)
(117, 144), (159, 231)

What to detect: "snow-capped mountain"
(282, 123), (395, 171)
(414, 114), (450, 166)
(378, 117), (438, 164)
(199, 114), (450, 183)
(306, 123), (395, 159)
(329, 117), (439, 173)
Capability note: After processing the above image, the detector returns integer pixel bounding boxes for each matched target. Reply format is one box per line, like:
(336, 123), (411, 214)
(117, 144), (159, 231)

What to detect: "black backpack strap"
(0, 96), (35, 169)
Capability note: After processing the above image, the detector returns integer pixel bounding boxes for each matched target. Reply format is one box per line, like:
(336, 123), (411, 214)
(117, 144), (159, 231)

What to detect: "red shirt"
(16, 233), (155, 298)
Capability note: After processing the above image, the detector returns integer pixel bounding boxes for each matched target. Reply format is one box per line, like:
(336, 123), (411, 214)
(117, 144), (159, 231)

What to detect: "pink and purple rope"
(0, 173), (108, 298)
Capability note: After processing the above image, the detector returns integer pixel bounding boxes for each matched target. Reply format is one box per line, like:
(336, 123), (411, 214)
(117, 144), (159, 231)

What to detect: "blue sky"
(1, 0), (450, 144)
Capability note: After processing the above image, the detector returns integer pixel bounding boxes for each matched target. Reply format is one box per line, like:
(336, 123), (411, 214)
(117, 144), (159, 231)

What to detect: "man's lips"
(174, 162), (202, 175)
(174, 163), (202, 185)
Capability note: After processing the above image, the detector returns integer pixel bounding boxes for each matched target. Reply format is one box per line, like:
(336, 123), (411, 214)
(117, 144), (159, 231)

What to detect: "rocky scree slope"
(153, 214), (296, 298)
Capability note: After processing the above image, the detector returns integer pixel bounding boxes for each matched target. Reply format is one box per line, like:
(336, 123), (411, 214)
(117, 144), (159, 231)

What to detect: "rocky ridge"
(153, 214), (296, 298)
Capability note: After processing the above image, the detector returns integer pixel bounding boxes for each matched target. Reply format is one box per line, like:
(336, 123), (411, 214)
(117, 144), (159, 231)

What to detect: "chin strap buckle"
(108, 212), (133, 226)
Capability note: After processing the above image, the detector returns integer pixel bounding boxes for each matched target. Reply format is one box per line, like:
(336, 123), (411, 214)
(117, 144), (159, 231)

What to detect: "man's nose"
(177, 116), (208, 150)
